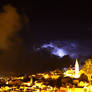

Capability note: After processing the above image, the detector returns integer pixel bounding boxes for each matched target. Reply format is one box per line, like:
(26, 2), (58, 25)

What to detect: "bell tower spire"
(75, 59), (79, 78)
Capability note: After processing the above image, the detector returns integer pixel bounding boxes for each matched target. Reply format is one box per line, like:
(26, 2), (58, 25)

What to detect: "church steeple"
(75, 59), (79, 78)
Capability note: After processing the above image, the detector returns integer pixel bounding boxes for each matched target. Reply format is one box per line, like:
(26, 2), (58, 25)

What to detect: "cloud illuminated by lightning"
(40, 42), (68, 58)
(35, 41), (92, 61)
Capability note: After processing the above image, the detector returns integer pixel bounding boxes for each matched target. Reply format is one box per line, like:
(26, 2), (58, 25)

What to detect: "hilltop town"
(0, 59), (92, 91)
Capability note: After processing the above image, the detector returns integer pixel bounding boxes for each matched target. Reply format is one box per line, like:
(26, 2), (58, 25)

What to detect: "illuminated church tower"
(75, 59), (79, 78)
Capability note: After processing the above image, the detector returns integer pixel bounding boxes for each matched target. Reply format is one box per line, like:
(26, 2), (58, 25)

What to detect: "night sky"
(0, 1), (92, 74)
(33, 1), (92, 41)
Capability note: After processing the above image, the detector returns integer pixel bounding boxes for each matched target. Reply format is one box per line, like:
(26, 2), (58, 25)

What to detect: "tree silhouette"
(82, 59), (92, 83)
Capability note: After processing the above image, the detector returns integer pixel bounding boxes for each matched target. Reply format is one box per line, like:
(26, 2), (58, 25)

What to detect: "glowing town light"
(75, 59), (79, 78)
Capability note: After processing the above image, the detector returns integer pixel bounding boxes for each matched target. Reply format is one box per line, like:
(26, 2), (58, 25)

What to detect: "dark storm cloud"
(0, 4), (21, 49)
(0, 4), (31, 74)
